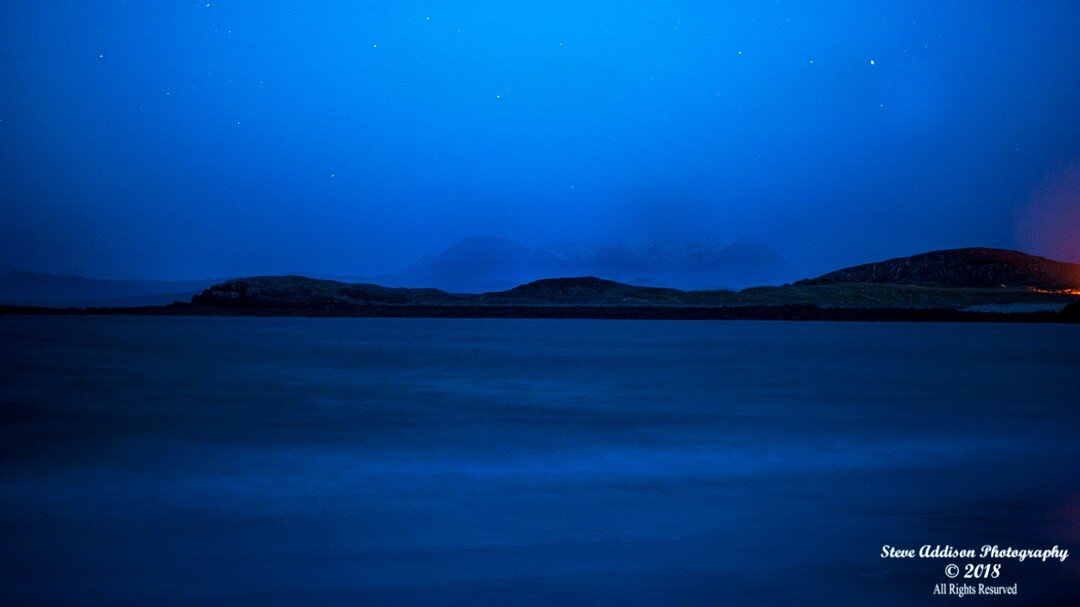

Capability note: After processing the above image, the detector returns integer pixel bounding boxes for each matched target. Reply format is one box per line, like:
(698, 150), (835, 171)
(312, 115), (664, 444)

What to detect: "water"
(1, 317), (1078, 605)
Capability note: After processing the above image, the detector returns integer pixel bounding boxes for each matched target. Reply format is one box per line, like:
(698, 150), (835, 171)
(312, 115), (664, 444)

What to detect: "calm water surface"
(1, 317), (1078, 605)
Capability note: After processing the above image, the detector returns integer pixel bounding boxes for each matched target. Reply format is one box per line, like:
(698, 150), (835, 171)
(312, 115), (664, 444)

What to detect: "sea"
(1, 317), (1078, 605)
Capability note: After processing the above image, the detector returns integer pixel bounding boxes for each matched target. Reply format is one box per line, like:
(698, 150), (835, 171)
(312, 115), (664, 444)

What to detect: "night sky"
(2, 1), (1078, 280)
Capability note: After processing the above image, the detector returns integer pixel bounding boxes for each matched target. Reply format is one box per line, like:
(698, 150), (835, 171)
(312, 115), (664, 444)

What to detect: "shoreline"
(3, 303), (1078, 323)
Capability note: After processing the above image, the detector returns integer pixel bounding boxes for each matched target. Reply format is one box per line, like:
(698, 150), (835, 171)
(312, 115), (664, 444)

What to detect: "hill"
(192, 275), (462, 308)
(796, 248), (1080, 291)
(478, 277), (700, 305)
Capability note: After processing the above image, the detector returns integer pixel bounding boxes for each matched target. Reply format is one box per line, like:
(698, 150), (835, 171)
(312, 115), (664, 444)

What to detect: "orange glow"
(1026, 287), (1080, 295)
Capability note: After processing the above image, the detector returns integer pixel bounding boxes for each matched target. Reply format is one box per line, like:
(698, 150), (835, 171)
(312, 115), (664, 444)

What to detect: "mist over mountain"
(576, 239), (793, 290)
(375, 237), (566, 294)
(375, 236), (792, 293)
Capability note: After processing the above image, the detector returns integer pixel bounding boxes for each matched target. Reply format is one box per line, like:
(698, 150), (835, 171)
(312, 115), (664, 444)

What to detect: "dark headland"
(3, 248), (1080, 322)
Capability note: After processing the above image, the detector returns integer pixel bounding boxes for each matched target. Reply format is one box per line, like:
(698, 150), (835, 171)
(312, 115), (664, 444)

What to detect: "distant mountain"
(380, 237), (567, 293)
(574, 239), (791, 290)
(378, 236), (791, 292)
(0, 271), (218, 307)
(796, 248), (1080, 291)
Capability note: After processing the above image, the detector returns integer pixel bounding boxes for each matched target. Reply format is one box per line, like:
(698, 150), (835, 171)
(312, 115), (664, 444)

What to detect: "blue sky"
(2, 1), (1078, 279)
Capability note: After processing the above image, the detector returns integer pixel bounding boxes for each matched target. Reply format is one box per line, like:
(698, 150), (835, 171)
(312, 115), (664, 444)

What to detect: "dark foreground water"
(1, 317), (1078, 606)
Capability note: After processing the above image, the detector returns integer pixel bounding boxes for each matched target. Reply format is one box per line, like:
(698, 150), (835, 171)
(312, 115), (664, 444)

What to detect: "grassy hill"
(796, 248), (1080, 290)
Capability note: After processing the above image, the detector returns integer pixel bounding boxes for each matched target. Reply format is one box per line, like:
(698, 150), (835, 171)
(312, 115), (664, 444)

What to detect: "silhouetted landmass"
(796, 248), (1080, 290)
(189, 274), (1075, 310)
(4, 248), (1079, 322)
(193, 275), (464, 308)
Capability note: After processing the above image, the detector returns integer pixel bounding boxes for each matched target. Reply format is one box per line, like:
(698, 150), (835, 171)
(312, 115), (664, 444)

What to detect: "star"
(870, 59), (876, 65)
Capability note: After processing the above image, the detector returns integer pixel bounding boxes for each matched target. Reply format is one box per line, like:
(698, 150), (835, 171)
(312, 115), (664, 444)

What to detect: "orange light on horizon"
(1026, 287), (1080, 295)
